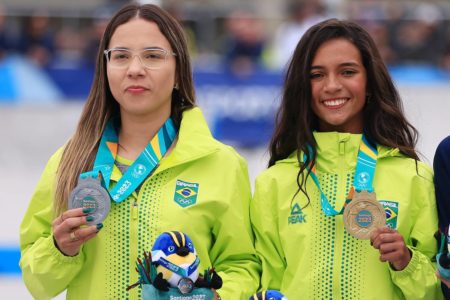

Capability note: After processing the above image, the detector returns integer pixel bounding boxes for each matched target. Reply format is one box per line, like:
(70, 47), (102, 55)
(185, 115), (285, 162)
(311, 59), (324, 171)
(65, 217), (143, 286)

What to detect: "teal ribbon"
(81, 117), (177, 203)
(158, 256), (200, 278)
(305, 135), (378, 216)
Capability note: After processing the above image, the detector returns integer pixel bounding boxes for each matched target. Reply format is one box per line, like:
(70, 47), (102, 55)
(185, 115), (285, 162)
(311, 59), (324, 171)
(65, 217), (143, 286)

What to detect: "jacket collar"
(157, 107), (220, 172)
(110, 107), (220, 182)
(276, 131), (404, 166)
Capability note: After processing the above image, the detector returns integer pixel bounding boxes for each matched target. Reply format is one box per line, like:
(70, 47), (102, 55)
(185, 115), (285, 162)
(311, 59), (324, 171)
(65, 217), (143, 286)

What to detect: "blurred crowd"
(1, 0), (450, 75)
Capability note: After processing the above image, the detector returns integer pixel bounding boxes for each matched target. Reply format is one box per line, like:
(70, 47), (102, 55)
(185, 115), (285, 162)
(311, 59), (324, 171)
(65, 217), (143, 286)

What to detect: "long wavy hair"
(269, 18), (418, 202)
(54, 3), (195, 215)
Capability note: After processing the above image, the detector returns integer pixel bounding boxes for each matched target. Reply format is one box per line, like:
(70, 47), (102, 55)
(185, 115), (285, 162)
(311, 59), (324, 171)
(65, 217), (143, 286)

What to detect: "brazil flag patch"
(174, 179), (199, 208)
(379, 200), (399, 229)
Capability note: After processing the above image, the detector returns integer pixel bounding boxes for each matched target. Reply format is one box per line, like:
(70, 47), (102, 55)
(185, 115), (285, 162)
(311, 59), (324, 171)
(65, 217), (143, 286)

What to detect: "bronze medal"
(343, 190), (386, 239)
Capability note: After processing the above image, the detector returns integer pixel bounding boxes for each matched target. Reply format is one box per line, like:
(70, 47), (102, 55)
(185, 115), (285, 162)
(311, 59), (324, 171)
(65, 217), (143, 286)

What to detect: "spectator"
(270, 0), (325, 70)
(222, 10), (267, 78)
(0, 5), (15, 59)
(434, 136), (450, 297)
(390, 3), (444, 65)
(16, 10), (55, 67)
(83, 11), (110, 68)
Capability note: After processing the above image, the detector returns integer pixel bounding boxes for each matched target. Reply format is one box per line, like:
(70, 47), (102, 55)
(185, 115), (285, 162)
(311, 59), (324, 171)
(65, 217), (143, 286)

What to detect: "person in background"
(19, 4), (260, 300)
(223, 10), (267, 78)
(250, 19), (442, 299)
(0, 5), (17, 60)
(270, 0), (325, 70)
(434, 136), (450, 297)
(82, 10), (110, 68)
(16, 10), (55, 66)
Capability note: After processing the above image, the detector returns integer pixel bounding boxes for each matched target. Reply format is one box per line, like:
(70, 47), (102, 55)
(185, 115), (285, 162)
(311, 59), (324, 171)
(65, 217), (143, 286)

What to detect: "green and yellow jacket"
(251, 131), (442, 300)
(20, 107), (260, 300)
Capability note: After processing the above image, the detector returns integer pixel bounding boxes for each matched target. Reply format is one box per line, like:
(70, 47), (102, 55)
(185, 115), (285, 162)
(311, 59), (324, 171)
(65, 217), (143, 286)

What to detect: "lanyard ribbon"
(80, 118), (177, 203)
(304, 135), (378, 216)
(158, 256), (200, 277)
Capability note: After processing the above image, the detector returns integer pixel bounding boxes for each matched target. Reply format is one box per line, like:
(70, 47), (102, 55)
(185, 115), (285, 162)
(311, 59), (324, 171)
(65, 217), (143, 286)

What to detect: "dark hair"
(54, 3), (195, 215)
(268, 18), (419, 202)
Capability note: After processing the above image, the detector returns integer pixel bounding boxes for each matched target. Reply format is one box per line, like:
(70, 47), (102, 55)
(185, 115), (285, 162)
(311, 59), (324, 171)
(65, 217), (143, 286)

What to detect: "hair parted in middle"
(54, 3), (195, 215)
(268, 18), (419, 202)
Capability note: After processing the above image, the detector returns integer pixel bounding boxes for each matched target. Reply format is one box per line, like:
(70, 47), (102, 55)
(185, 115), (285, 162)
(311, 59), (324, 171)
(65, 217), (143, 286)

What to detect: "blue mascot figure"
(249, 290), (288, 300)
(127, 231), (222, 300)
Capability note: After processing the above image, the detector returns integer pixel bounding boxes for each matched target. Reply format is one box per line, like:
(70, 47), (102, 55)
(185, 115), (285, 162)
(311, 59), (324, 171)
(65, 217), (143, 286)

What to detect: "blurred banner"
(194, 71), (283, 148)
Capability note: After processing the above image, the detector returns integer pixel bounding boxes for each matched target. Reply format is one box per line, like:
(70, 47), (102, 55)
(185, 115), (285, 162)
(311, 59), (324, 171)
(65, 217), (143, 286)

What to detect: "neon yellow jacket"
(20, 107), (260, 300)
(251, 132), (442, 299)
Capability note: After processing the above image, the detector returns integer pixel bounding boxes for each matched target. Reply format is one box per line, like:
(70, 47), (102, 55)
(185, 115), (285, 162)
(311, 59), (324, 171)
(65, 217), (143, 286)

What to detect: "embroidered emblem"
(287, 203), (307, 224)
(379, 200), (399, 229)
(174, 180), (199, 208)
(131, 163), (147, 178)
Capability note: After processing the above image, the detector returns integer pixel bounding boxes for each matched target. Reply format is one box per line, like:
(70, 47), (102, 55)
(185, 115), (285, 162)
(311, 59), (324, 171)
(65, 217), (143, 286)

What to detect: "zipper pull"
(132, 201), (138, 220)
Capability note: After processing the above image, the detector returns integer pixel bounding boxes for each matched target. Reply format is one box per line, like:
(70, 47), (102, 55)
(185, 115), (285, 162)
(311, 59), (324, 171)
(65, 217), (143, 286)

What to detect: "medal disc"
(343, 190), (386, 239)
(177, 277), (194, 294)
(69, 176), (111, 225)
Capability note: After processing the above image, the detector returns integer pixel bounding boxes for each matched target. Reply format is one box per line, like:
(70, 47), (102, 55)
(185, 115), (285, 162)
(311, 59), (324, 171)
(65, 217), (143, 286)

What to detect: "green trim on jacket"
(20, 107), (260, 300)
(251, 131), (442, 300)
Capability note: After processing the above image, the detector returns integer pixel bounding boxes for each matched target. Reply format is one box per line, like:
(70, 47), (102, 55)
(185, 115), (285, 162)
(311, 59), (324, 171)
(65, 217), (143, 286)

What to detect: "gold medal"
(343, 190), (386, 239)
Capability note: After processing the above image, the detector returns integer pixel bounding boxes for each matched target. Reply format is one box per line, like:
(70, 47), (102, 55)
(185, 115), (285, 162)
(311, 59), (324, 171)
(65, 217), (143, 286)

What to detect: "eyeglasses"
(104, 47), (176, 70)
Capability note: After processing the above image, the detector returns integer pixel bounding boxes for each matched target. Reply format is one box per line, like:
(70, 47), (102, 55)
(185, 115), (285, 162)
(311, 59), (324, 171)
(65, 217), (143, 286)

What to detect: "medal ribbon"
(157, 256), (200, 277)
(304, 135), (378, 216)
(81, 117), (177, 203)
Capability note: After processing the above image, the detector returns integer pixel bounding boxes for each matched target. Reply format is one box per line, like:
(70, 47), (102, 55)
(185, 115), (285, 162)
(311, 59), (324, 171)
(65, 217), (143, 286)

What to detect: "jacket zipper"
(132, 200), (138, 220)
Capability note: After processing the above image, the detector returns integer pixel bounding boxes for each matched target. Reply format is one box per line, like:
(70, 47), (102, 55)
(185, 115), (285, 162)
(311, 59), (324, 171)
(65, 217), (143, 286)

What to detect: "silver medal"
(177, 277), (194, 294)
(69, 176), (110, 224)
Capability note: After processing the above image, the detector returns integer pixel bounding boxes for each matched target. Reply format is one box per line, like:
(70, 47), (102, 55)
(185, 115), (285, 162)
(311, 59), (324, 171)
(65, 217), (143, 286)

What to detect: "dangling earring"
(173, 85), (185, 108)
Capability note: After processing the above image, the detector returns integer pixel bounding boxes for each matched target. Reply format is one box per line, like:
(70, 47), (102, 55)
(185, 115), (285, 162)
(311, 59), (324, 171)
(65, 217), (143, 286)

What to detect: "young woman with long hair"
(251, 19), (441, 299)
(20, 4), (259, 299)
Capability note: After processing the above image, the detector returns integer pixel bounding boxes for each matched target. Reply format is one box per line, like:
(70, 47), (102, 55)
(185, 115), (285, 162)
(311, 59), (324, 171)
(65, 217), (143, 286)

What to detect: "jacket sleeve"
(20, 149), (85, 299)
(390, 164), (443, 299)
(250, 173), (286, 292)
(208, 154), (261, 300)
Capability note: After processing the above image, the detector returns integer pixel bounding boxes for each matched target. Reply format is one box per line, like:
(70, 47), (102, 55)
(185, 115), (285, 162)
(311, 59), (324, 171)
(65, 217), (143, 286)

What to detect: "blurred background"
(1, 0), (450, 298)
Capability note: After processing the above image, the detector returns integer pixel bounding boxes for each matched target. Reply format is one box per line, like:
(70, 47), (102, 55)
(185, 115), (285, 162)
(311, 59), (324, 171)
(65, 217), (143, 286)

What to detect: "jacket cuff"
(49, 234), (84, 264)
(389, 246), (418, 277)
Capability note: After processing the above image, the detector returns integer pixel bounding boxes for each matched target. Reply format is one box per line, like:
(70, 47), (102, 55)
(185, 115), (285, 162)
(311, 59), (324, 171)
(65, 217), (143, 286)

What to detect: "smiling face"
(106, 18), (176, 121)
(310, 38), (367, 133)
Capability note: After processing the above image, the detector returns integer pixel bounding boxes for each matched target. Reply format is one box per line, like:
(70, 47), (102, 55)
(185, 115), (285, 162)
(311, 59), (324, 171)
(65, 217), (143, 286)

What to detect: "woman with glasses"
(19, 4), (260, 300)
(250, 19), (441, 299)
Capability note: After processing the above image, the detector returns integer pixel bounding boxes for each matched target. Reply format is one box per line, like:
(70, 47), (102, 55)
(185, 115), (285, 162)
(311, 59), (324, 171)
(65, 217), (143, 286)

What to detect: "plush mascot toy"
(151, 231), (201, 290)
(127, 231), (222, 300)
(249, 290), (288, 300)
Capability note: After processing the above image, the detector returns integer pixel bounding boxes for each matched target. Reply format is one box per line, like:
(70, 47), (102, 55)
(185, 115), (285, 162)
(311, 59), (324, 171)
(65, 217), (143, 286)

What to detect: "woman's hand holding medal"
(370, 227), (411, 271)
(52, 207), (103, 256)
